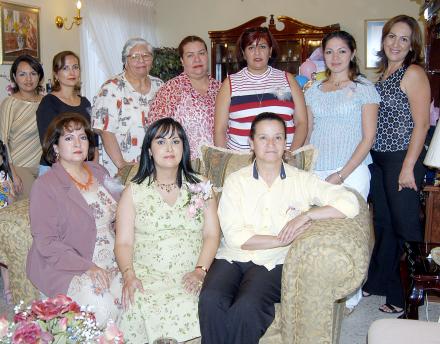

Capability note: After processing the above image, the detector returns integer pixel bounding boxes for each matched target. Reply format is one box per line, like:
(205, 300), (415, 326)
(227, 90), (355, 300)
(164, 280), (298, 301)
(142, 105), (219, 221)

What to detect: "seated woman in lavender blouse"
(304, 30), (380, 309)
(26, 112), (123, 327)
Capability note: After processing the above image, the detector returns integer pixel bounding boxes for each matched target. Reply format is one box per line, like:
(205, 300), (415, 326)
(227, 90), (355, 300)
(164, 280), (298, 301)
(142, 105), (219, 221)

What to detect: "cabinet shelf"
(208, 15), (340, 81)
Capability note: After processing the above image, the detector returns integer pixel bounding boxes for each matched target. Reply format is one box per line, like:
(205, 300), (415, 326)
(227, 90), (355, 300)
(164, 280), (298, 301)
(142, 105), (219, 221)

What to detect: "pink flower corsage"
(185, 180), (213, 222)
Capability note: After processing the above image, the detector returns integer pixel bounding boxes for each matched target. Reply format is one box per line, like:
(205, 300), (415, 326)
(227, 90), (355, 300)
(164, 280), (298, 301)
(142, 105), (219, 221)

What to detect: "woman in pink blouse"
(148, 36), (221, 159)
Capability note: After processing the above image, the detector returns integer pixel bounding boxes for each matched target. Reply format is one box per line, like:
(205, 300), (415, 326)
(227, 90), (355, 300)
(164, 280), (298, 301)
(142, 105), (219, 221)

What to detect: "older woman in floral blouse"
(148, 36), (221, 159)
(92, 37), (163, 176)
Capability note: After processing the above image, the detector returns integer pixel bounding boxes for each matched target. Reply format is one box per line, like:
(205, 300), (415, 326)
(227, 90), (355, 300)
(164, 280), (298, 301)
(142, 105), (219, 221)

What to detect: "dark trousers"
(363, 150), (425, 308)
(198, 259), (282, 344)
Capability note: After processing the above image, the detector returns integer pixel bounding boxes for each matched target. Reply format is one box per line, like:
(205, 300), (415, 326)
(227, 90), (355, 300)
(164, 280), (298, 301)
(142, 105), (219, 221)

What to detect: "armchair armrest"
(0, 199), (40, 304)
(261, 191), (372, 344)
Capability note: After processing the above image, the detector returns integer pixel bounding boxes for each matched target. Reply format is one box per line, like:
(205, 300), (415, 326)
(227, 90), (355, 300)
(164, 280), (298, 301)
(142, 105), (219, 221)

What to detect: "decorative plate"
(431, 247), (440, 265)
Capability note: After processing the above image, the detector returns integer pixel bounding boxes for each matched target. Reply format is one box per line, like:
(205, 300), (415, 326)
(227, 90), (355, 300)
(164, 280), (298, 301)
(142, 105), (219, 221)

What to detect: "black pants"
(363, 150), (425, 308)
(198, 259), (282, 344)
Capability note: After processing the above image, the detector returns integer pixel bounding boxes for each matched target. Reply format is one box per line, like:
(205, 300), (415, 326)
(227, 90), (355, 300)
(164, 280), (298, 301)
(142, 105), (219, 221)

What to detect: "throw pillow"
(200, 144), (318, 191)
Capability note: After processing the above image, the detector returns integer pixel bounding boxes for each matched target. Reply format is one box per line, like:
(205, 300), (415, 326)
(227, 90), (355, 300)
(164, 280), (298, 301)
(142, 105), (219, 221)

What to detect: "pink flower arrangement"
(12, 322), (48, 344)
(0, 317), (8, 339)
(98, 321), (123, 344)
(5, 84), (13, 96)
(0, 294), (123, 343)
(185, 180), (213, 222)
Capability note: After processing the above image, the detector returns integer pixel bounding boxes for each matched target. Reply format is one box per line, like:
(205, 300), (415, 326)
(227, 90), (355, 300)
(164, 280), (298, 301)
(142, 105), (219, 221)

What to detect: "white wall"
(0, 0), (80, 100)
(0, 0), (423, 101)
(154, 0), (422, 80)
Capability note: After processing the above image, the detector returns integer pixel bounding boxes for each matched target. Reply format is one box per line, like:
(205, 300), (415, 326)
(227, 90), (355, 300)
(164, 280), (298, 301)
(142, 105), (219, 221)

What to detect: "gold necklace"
(383, 65), (402, 80)
(155, 181), (178, 193)
(331, 79), (350, 88)
(16, 92), (38, 102)
(256, 93), (264, 107)
(67, 163), (93, 191)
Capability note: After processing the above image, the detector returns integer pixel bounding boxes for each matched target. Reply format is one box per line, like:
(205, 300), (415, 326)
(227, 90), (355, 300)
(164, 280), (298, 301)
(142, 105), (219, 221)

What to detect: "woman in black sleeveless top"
(36, 51), (96, 175)
(363, 15), (430, 314)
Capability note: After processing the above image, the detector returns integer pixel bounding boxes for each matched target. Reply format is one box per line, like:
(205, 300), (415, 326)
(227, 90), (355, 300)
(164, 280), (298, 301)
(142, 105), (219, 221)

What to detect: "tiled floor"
(340, 295), (440, 344)
(1, 276), (439, 343)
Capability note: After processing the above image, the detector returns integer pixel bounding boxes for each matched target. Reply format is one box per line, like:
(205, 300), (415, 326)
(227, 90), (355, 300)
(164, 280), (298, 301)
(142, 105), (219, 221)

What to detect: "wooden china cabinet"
(208, 15), (340, 81)
(422, 1), (440, 242)
(423, 0), (440, 107)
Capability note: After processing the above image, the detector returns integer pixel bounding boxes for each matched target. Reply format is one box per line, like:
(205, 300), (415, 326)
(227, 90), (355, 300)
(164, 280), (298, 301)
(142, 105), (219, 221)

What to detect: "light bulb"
(76, 0), (82, 10)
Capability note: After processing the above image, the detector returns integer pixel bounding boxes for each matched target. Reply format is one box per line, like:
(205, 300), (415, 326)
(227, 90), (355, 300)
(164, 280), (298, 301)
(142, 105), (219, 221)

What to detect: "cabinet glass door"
(305, 39), (322, 61)
(214, 43), (240, 81)
(272, 39), (301, 75)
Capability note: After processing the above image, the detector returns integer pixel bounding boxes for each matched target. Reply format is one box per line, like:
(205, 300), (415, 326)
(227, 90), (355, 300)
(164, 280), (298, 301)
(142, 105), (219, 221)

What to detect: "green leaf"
(150, 47), (183, 82)
(52, 333), (67, 344)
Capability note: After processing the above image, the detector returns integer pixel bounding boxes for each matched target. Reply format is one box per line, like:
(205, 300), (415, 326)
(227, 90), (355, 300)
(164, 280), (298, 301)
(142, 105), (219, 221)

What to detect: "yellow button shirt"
(216, 162), (359, 270)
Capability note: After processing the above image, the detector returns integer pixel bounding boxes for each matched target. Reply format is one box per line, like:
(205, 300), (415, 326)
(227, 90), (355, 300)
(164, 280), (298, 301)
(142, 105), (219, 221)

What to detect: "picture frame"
(365, 19), (386, 69)
(0, 2), (40, 64)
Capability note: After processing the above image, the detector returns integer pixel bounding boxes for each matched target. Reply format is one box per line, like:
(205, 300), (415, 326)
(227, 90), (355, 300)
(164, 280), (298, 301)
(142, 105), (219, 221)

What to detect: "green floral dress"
(118, 181), (203, 344)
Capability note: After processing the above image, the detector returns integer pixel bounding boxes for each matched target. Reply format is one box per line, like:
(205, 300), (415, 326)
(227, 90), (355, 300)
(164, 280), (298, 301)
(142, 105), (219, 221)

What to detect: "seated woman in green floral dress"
(115, 117), (220, 343)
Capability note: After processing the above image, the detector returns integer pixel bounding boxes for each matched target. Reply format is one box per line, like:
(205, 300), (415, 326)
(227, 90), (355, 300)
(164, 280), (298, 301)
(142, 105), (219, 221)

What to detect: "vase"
(17, 35), (25, 50)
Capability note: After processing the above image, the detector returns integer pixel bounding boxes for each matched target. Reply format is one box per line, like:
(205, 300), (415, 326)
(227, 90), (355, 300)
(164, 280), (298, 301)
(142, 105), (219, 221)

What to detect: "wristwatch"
(195, 265), (208, 273)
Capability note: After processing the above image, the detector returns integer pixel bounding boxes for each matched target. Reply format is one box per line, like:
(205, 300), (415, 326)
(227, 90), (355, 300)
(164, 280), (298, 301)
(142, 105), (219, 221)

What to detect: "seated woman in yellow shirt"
(198, 112), (359, 344)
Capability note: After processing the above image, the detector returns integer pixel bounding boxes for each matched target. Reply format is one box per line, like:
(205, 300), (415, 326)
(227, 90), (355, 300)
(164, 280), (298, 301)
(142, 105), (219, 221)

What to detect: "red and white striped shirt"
(227, 67), (295, 151)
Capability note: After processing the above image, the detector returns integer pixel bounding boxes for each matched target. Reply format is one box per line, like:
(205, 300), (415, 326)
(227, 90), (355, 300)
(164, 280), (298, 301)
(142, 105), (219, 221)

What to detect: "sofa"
(0, 145), (372, 343)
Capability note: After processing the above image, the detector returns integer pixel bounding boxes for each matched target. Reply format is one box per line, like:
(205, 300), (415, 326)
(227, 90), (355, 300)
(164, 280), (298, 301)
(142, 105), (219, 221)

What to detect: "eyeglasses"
(128, 53), (153, 62)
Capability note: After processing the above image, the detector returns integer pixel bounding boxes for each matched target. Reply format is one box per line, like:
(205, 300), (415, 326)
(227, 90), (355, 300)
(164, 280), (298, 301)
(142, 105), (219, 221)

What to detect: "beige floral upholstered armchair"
(0, 199), (40, 304)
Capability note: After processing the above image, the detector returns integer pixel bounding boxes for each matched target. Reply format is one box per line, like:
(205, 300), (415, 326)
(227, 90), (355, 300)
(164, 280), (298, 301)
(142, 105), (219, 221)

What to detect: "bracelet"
(336, 171), (344, 183)
(195, 265), (208, 274)
(121, 266), (133, 275)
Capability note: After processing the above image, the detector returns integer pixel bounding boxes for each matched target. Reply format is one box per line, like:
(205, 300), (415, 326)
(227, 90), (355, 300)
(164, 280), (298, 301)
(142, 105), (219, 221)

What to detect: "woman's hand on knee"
(122, 271), (144, 310)
(86, 265), (110, 290)
(182, 269), (205, 295)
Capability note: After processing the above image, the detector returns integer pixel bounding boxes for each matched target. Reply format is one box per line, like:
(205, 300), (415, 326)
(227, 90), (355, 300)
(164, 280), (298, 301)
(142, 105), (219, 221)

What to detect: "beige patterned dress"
(0, 96), (42, 199)
(67, 185), (123, 328)
(118, 181), (203, 344)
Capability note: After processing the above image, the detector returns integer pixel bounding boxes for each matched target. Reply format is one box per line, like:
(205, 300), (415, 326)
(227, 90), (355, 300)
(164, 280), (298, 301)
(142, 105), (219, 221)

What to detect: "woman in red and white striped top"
(214, 26), (307, 152)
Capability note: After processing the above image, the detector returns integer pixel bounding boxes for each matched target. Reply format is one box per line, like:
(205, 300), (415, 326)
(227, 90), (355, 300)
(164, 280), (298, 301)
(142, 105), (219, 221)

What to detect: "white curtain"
(80, 0), (157, 99)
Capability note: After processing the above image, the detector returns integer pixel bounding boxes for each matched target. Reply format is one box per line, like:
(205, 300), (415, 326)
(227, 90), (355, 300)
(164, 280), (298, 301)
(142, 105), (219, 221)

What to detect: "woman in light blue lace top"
(305, 31), (380, 311)
(305, 31), (380, 201)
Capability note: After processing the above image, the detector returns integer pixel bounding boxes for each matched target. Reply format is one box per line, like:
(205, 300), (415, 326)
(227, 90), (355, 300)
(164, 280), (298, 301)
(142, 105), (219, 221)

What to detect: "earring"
(55, 151), (59, 160)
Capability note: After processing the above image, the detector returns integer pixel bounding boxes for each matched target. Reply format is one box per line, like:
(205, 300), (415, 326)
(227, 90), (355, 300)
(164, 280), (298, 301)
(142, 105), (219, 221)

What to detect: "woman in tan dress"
(0, 54), (44, 200)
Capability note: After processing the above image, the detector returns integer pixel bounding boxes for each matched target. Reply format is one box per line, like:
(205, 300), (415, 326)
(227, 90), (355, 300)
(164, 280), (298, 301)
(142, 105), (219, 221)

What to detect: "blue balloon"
(295, 75), (309, 88)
